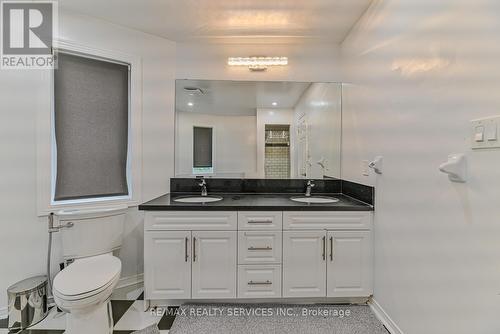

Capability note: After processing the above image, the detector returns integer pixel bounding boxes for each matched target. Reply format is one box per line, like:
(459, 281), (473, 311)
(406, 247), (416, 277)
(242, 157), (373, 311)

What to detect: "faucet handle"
(307, 180), (316, 187)
(198, 178), (206, 186)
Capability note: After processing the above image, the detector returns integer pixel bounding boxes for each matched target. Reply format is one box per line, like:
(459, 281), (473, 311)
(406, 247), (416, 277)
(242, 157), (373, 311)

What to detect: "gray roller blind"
(193, 127), (213, 168)
(54, 53), (129, 201)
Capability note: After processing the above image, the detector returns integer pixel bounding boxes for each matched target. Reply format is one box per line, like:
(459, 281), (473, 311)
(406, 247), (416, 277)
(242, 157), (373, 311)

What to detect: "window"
(192, 126), (213, 174)
(52, 52), (130, 203)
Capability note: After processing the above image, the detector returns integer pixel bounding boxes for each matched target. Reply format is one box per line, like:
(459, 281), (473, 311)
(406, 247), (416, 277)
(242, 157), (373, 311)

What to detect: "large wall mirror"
(175, 80), (342, 180)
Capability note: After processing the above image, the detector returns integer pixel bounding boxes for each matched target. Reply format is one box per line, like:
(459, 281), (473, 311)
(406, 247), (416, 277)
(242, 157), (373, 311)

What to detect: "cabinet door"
(144, 231), (191, 299)
(192, 231), (237, 299)
(283, 230), (326, 297)
(327, 231), (373, 297)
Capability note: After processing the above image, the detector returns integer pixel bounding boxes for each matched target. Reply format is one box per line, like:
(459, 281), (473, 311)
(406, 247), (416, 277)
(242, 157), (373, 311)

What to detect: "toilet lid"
(53, 254), (121, 297)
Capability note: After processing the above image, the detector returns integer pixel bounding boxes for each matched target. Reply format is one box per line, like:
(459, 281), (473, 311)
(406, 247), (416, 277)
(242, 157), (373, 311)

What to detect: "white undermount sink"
(290, 196), (340, 204)
(173, 196), (223, 203)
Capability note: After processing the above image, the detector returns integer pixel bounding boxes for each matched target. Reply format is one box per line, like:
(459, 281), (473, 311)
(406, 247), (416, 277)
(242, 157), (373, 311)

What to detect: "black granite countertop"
(138, 193), (373, 211)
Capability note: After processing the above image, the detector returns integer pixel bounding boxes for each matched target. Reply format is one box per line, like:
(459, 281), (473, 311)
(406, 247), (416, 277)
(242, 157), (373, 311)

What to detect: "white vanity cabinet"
(326, 230), (372, 297)
(144, 212), (237, 300)
(282, 212), (373, 298)
(144, 209), (373, 302)
(191, 231), (237, 299)
(144, 231), (191, 299)
(282, 230), (327, 297)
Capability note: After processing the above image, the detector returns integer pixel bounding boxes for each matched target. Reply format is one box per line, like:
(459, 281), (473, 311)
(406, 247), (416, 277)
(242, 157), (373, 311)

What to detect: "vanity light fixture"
(227, 56), (288, 72)
(187, 102), (194, 107)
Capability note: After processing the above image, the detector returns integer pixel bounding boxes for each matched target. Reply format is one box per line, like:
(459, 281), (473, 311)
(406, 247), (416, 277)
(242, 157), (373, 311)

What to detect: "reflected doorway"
(264, 124), (290, 179)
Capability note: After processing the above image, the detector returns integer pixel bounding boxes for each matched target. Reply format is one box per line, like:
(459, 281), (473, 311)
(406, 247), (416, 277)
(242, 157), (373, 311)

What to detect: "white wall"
(256, 109), (295, 178)
(176, 41), (342, 82)
(294, 83), (342, 179)
(176, 112), (257, 177)
(0, 70), (49, 317)
(341, 0), (500, 333)
(0, 11), (176, 314)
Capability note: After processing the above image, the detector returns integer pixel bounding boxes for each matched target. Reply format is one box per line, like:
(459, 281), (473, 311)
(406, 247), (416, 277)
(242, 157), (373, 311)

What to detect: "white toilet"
(52, 205), (127, 334)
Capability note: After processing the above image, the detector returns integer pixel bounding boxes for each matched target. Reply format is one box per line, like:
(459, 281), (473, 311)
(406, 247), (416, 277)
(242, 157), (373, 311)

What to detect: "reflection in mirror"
(192, 126), (213, 174)
(175, 80), (342, 179)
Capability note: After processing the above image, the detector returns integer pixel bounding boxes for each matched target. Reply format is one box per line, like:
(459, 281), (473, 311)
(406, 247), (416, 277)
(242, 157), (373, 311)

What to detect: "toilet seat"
(53, 253), (121, 303)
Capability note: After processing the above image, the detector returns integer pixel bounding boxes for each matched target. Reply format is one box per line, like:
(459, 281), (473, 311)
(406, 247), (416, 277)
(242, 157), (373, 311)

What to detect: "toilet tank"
(56, 205), (127, 260)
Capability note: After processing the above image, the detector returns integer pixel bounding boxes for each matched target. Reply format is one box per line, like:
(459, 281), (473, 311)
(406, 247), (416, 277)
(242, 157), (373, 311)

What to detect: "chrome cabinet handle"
(330, 236), (334, 262)
(322, 236), (326, 261)
(248, 246), (272, 251)
(185, 237), (189, 262)
(247, 220), (273, 224)
(193, 237), (196, 262)
(248, 280), (272, 285)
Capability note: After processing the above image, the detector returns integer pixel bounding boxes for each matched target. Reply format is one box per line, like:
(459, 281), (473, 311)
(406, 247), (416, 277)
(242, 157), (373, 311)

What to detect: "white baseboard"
(116, 273), (144, 289)
(369, 298), (404, 334)
(0, 306), (7, 320)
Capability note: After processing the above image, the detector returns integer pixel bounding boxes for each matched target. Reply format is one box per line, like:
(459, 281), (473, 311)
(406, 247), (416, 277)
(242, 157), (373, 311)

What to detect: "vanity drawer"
(238, 265), (282, 298)
(145, 211), (237, 231)
(283, 211), (372, 230)
(238, 211), (282, 230)
(238, 231), (282, 264)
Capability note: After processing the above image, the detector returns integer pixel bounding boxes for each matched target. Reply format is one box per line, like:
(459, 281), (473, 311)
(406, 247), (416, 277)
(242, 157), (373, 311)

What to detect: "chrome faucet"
(198, 178), (208, 197)
(305, 180), (315, 197)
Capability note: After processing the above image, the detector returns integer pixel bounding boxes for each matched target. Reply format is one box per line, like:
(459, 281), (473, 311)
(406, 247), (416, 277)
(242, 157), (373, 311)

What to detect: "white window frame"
(36, 39), (142, 216)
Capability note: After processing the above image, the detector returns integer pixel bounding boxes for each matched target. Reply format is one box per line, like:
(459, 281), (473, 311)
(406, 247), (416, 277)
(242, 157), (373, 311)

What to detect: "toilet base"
(65, 299), (113, 334)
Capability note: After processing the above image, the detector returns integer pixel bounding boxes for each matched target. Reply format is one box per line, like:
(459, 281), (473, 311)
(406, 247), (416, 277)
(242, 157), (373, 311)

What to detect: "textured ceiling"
(59, 0), (373, 43)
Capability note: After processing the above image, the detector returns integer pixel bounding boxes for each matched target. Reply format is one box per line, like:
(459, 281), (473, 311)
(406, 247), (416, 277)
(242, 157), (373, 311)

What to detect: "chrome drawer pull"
(248, 246), (273, 250)
(248, 280), (272, 285)
(247, 220), (273, 224)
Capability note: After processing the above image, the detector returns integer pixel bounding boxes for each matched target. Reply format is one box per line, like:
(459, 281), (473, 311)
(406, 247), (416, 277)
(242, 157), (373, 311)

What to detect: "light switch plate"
(471, 116), (500, 149)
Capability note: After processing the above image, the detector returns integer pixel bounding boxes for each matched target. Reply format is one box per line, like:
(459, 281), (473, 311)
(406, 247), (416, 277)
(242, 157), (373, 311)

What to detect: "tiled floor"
(0, 284), (175, 334)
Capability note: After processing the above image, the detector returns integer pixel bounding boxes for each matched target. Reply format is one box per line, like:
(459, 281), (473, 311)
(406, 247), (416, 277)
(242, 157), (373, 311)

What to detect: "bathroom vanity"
(139, 179), (374, 306)
(139, 79), (374, 306)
